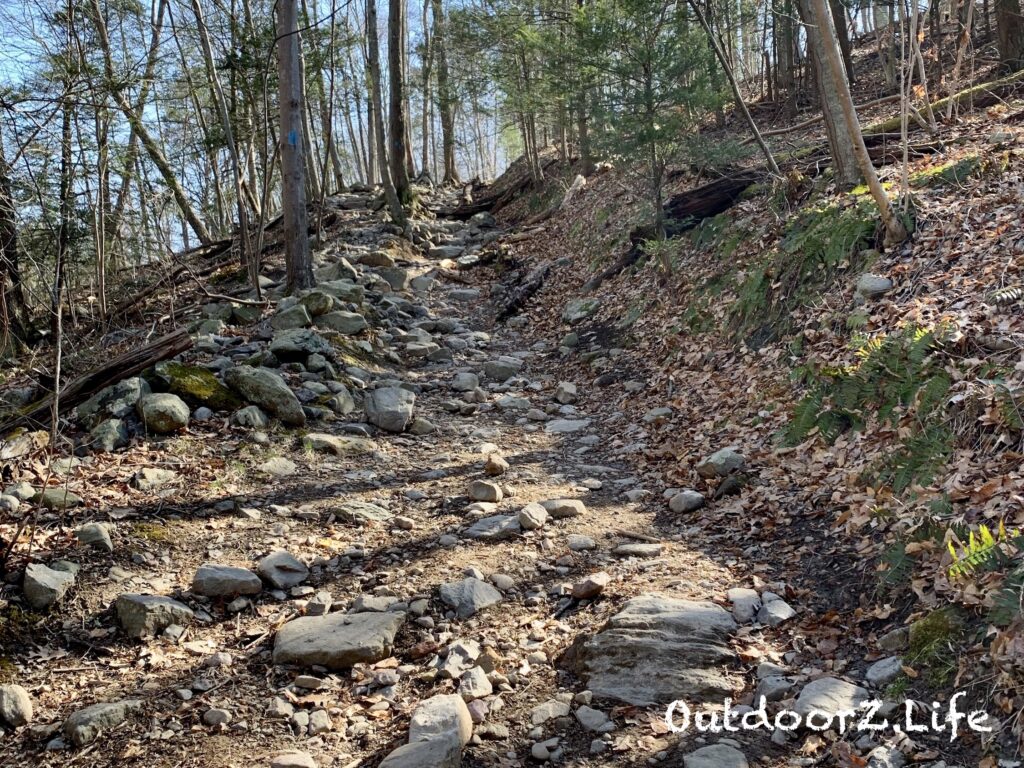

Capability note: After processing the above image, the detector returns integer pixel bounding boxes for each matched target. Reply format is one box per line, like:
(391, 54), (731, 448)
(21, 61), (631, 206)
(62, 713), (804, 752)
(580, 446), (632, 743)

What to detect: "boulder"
(580, 594), (738, 705)
(271, 304), (313, 330)
(318, 280), (365, 303)
(89, 418), (129, 452)
(270, 329), (332, 361)
(223, 366), (305, 426)
(152, 361), (241, 411)
(299, 291), (336, 317)
(76, 377), (150, 427)
(273, 611), (404, 669)
(116, 594), (194, 638)
(136, 393), (190, 433)
(32, 487), (82, 510)
(364, 387), (416, 433)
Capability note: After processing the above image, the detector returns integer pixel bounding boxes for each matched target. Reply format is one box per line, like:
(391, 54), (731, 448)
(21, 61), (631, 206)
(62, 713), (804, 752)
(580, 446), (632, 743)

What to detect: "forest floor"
(2, 25), (1024, 768)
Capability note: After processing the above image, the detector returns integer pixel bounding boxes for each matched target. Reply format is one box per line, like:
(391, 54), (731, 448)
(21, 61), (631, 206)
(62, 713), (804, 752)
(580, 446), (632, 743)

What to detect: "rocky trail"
(0, 183), (960, 768)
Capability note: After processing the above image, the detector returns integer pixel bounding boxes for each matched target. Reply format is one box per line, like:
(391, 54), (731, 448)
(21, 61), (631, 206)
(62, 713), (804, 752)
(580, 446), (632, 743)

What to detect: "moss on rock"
(153, 361), (241, 411)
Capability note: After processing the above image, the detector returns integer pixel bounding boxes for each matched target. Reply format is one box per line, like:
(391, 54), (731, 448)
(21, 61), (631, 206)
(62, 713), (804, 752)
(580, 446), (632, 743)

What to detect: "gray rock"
(669, 490), (705, 513)
(273, 611), (404, 669)
(468, 480), (502, 502)
(318, 311), (368, 335)
(24, 563), (75, 609)
(270, 328), (332, 361)
(683, 744), (749, 768)
(757, 597), (796, 627)
(544, 418), (591, 434)
(575, 705), (610, 732)
(563, 297), (600, 323)
(727, 588), (761, 623)
(364, 387), (416, 433)
(755, 675), (795, 702)
(74, 522), (114, 552)
(0, 684), (33, 727)
(203, 708), (232, 726)
(540, 498), (586, 518)
(260, 456), (296, 477)
(271, 304), (313, 330)
(223, 366), (306, 426)
(482, 357), (523, 381)
(233, 405), (270, 428)
(696, 447), (745, 478)
(318, 280), (365, 303)
(130, 467), (178, 492)
(0, 494), (20, 514)
(136, 393), (190, 433)
(378, 738), (460, 768)
(77, 377), (150, 427)
(451, 372), (479, 392)
(554, 382), (578, 404)
(257, 551), (309, 589)
(334, 501), (391, 524)
(867, 746), (905, 768)
(270, 752), (318, 768)
(302, 432), (375, 456)
(116, 594), (194, 638)
(794, 677), (869, 717)
(33, 487), (83, 510)
(438, 577), (502, 619)
(581, 594), (738, 705)
(378, 266), (410, 291)
(408, 694), (473, 746)
(517, 502), (548, 530)
(856, 273), (893, 300)
(459, 667), (493, 699)
(567, 534), (596, 551)
(63, 699), (142, 747)
(878, 626), (909, 652)
(90, 418), (129, 452)
(865, 656), (903, 688)
(530, 699), (570, 724)
(465, 514), (520, 541)
(192, 564), (263, 597)
(299, 290), (335, 317)
(572, 572), (610, 599)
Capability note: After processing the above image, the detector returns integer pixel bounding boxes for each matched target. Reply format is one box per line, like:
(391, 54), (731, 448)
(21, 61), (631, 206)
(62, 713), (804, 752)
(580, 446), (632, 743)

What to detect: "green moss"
(154, 361), (242, 411)
(132, 521), (175, 542)
(909, 155), (982, 188)
(908, 606), (965, 686)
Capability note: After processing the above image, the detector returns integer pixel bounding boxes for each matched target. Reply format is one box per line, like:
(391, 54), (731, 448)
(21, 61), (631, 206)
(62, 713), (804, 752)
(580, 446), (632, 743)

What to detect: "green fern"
(947, 521), (1023, 578)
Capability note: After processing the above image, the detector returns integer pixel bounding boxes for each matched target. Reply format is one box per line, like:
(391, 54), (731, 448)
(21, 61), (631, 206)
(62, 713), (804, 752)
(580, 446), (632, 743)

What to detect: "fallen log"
(439, 157), (560, 220)
(0, 328), (193, 434)
(496, 263), (551, 322)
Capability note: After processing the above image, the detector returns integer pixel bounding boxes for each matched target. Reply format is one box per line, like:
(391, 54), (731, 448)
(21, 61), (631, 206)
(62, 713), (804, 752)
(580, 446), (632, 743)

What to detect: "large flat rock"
(273, 611), (404, 669)
(580, 594), (738, 706)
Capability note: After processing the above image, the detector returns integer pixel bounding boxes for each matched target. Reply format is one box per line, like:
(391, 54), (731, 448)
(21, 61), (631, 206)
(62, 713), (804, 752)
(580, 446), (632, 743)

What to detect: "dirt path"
(0, 191), (930, 768)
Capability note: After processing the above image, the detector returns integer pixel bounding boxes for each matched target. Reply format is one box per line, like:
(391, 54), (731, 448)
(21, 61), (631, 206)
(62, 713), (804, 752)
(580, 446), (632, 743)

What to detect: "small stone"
(530, 699), (570, 725)
(695, 447), (745, 478)
(682, 743), (748, 768)
(517, 503), (548, 530)
(539, 498), (586, 518)
(574, 705), (610, 732)
(0, 684), (33, 727)
(484, 454), (509, 476)
(554, 382), (577, 404)
(266, 698), (295, 719)
(756, 598), (796, 627)
(307, 709), (332, 735)
(856, 273), (893, 300)
(727, 588), (761, 623)
(459, 667), (493, 700)
(865, 656), (903, 688)
(572, 571), (610, 599)
(469, 480), (502, 502)
(567, 534), (596, 551)
(136, 393), (190, 433)
(438, 577), (502, 619)
(669, 490), (705, 513)
(270, 751), (318, 768)
(130, 467), (178, 492)
(63, 699), (142, 747)
(192, 563), (263, 597)
(23, 563), (75, 609)
(116, 594), (194, 639)
(257, 550), (309, 589)
(203, 708), (232, 726)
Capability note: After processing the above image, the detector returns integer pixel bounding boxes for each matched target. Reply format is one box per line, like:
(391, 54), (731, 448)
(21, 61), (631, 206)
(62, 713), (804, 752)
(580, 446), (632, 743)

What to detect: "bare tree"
(277, 0), (314, 292)
(388, 0), (413, 204)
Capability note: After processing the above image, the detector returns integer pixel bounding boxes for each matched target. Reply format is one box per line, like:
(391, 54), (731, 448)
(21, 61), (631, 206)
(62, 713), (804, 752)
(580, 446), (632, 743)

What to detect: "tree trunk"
(0, 126), (31, 346)
(830, 0), (855, 82)
(798, 0), (861, 186)
(431, 0), (459, 185)
(996, 0), (1024, 70)
(808, 0), (907, 245)
(368, 0), (408, 227)
(277, 0), (314, 293)
(388, 0), (413, 205)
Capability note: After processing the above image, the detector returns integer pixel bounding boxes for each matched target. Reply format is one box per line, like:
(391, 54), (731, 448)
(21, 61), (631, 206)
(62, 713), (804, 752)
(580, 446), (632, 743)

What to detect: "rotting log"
(0, 328), (193, 434)
(496, 263), (550, 321)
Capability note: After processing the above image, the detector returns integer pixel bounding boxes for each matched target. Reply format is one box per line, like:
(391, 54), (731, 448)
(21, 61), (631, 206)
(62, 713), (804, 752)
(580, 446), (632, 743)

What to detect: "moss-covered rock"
(153, 362), (241, 411)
